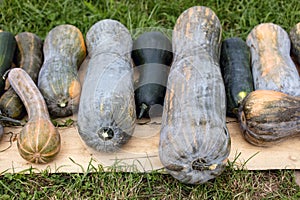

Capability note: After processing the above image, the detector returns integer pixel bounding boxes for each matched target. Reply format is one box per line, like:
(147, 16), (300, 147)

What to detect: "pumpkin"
(8, 68), (61, 164)
(0, 31), (16, 95)
(38, 24), (86, 118)
(77, 19), (136, 152)
(238, 90), (300, 146)
(0, 32), (43, 119)
(131, 31), (173, 119)
(290, 22), (300, 76)
(246, 23), (300, 96)
(159, 6), (231, 185)
(220, 37), (254, 117)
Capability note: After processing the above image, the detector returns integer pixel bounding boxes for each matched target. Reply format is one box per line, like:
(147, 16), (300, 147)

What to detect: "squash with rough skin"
(220, 37), (254, 117)
(77, 19), (136, 152)
(0, 32), (43, 119)
(0, 31), (16, 95)
(8, 68), (61, 163)
(246, 23), (300, 96)
(131, 31), (173, 119)
(38, 24), (86, 118)
(238, 90), (300, 146)
(159, 6), (231, 185)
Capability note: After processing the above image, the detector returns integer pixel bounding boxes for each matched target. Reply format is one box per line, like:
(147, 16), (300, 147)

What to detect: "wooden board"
(1, 117), (300, 174)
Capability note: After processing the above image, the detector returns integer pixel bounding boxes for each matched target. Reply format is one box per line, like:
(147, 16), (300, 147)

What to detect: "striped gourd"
(0, 32), (43, 119)
(159, 6), (231, 184)
(8, 68), (61, 164)
(38, 24), (86, 117)
(77, 19), (136, 152)
(246, 23), (300, 96)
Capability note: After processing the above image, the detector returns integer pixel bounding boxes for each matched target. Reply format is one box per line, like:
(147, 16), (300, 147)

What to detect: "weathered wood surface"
(1, 117), (300, 174)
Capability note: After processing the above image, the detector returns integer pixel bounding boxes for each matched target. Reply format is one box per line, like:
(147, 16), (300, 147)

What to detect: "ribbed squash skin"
(8, 68), (61, 164)
(77, 19), (136, 152)
(159, 6), (230, 185)
(38, 24), (86, 117)
(290, 23), (300, 65)
(220, 37), (253, 117)
(0, 31), (16, 95)
(238, 90), (300, 146)
(132, 31), (173, 119)
(246, 23), (300, 97)
(0, 32), (43, 119)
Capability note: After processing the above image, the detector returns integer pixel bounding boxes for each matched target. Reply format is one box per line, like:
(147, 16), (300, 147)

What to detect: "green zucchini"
(0, 32), (43, 119)
(220, 37), (254, 117)
(131, 31), (173, 119)
(0, 31), (16, 95)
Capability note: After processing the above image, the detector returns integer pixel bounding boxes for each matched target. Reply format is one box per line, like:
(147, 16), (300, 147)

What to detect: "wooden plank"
(0, 117), (299, 174)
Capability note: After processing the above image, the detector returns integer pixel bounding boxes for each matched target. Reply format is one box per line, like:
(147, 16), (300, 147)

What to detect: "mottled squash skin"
(290, 23), (300, 65)
(0, 32), (43, 119)
(246, 23), (300, 97)
(238, 90), (300, 146)
(8, 68), (61, 164)
(38, 24), (86, 118)
(159, 6), (230, 185)
(77, 19), (136, 152)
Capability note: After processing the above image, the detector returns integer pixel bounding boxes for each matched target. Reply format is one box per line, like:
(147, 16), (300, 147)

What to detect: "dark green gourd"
(159, 6), (230, 184)
(220, 37), (254, 117)
(131, 31), (173, 119)
(77, 19), (136, 152)
(0, 31), (16, 95)
(0, 32), (43, 119)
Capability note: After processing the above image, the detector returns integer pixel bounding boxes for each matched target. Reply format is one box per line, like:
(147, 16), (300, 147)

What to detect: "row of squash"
(0, 6), (299, 185)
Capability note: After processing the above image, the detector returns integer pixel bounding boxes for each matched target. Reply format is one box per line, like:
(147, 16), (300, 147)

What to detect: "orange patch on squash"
(68, 80), (81, 99)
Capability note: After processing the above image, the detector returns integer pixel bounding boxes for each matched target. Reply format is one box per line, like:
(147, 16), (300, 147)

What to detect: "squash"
(8, 68), (61, 163)
(77, 19), (136, 152)
(238, 90), (300, 146)
(38, 24), (86, 118)
(220, 37), (254, 117)
(0, 31), (16, 95)
(0, 32), (43, 119)
(159, 6), (231, 185)
(131, 31), (173, 119)
(290, 23), (300, 65)
(246, 23), (300, 97)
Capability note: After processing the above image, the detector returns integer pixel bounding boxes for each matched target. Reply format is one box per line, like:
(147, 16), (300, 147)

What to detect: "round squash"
(246, 23), (300, 97)
(159, 6), (230, 185)
(77, 19), (136, 152)
(38, 24), (86, 118)
(238, 90), (300, 146)
(8, 68), (61, 164)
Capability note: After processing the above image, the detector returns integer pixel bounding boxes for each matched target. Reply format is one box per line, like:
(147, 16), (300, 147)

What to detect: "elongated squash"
(159, 6), (230, 185)
(0, 32), (43, 119)
(0, 31), (16, 95)
(238, 90), (300, 146)
(246, 23), (300, 96)
(290, 23), (300, 65)
(77, 19), (136, 152)
(38, 24), (86, 117)
(8, 68), (61, 163)
(220, 37), (253, 117)
(132, 31), (173, 119)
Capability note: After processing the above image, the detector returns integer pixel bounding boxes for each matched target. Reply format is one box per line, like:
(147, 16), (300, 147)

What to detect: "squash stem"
(138, 103), (148, 119)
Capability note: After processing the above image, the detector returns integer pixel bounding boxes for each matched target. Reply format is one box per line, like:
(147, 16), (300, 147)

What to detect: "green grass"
(1, 0), (300, 199)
